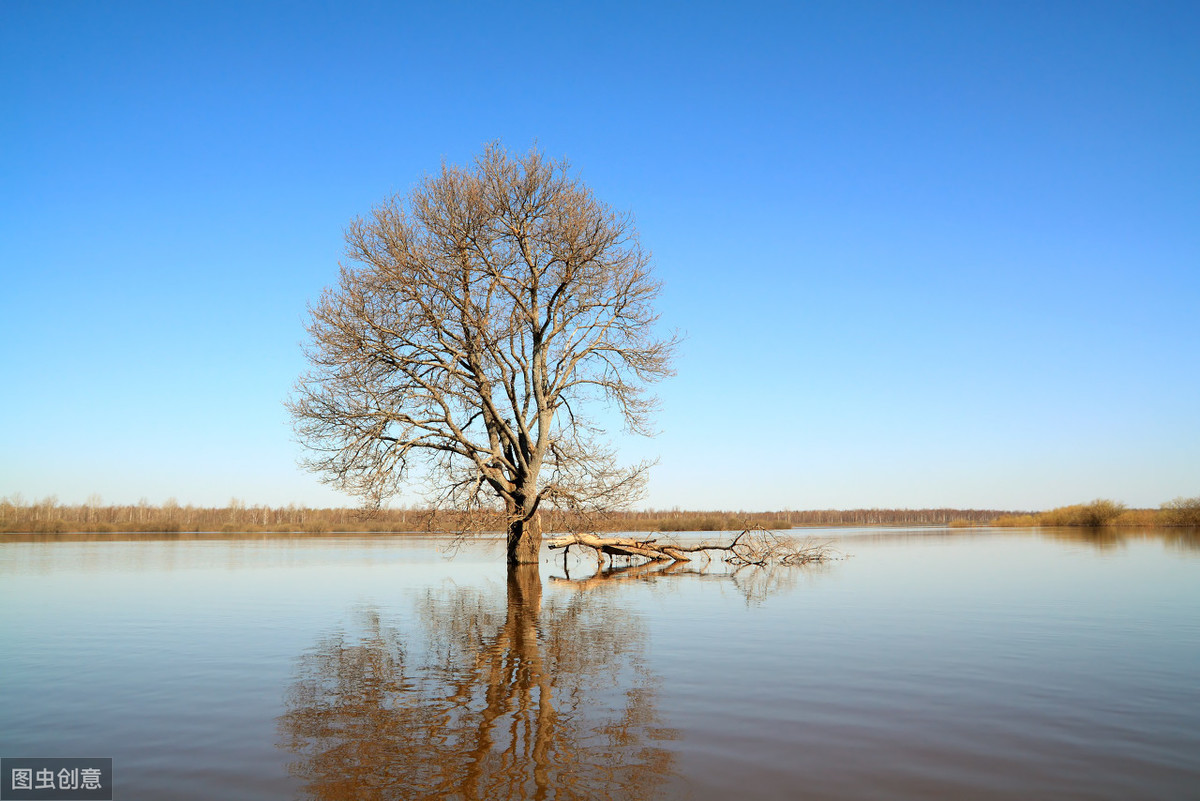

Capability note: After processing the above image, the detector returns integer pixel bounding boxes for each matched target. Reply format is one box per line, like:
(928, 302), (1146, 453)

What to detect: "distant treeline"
(1, 495), (1195, 534)
(0, 497), (397, 534)
(0, 497), (1013, 534)
(604, 507), (1010, 531)
(992, 497), (1200, 528)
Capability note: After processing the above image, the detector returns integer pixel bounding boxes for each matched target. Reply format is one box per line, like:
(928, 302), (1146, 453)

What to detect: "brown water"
(2, 528), (1198, 800)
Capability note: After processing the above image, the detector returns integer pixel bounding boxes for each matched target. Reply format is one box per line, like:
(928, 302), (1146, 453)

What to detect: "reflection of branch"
(549, 557), (825, 605)
(549, 559), (701, 590)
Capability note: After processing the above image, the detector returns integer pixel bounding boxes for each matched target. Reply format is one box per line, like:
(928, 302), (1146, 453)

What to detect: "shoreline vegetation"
(1, 495), (1196, 535)
(989, 497), (1199, 528)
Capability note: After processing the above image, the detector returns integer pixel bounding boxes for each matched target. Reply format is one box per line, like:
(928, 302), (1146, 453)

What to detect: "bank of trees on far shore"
(991, 497), (1200, 528)
(1, 495), (1196, 534)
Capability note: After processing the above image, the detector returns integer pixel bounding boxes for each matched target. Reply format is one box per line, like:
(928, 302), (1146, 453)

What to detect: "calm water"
(2, 528), (1198, 800)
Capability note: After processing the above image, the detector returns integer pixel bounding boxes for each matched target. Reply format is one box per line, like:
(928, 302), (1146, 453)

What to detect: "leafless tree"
(288, 144), (678, 564)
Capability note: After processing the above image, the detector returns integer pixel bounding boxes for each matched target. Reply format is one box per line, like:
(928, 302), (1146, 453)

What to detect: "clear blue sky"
(2, 0), (1197, 511)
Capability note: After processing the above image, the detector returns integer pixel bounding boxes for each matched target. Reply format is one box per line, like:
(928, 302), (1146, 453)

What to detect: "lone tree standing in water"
(289, 145), (677, 564)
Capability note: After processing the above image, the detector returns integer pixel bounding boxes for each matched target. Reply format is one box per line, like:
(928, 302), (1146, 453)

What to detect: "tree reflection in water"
(278, 565), (677, 800)
(1038, 526), (1200, 553)
(553, 553), (822, 606)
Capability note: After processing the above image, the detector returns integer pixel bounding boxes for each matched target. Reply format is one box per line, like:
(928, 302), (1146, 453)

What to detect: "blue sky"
(2, 0), (1197, 511)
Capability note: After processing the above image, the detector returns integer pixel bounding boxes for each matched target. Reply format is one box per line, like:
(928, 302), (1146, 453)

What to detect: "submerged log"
(547, 527), (832, 566)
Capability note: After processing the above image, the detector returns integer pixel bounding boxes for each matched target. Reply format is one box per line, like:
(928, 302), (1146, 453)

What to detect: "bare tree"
(288, 144), (677, 564)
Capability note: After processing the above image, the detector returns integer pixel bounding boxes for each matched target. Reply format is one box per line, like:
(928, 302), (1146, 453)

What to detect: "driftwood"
(546, 527), (832, 567)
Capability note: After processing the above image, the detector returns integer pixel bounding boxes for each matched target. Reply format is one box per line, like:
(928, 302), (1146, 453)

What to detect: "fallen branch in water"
(546, 526), (833, 567)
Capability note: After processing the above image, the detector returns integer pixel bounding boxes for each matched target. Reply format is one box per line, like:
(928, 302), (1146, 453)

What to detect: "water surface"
(1, 528), (1197, 799)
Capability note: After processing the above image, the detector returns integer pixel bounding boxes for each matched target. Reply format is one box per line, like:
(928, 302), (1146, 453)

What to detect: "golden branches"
(546, 526), (834, 567)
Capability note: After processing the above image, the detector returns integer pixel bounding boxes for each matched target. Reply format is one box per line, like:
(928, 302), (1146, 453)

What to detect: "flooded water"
(2, 528), (1198, 800)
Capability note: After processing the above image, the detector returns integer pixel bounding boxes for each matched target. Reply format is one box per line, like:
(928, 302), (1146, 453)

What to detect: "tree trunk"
(507, 511), (542, 565)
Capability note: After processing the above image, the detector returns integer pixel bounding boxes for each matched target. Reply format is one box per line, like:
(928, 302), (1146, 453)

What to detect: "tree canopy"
(289, 144), (677, 563)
